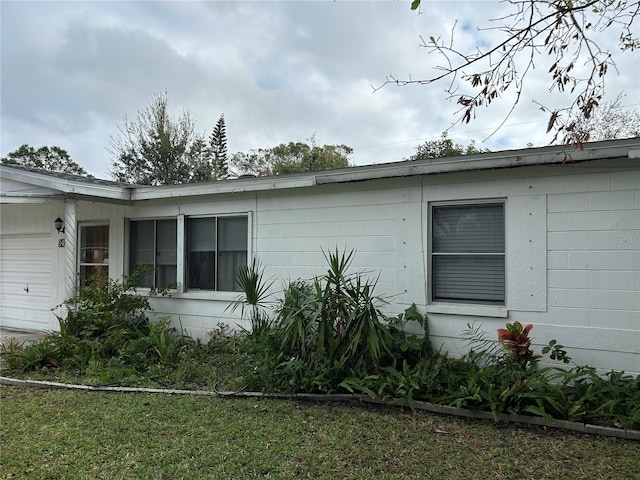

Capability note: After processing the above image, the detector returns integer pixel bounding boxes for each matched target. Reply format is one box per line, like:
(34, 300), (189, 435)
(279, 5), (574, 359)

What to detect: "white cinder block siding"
(1, 141), (638, 374)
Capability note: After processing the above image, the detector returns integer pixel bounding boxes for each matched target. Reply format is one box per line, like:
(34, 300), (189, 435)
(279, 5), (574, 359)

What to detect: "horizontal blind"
(432, 203), (505, 304)
(433, 256), (505, 303)
(433, 204), (504, 253)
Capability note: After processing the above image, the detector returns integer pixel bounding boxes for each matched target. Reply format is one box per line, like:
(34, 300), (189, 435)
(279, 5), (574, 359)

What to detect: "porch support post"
(64, 198), (78, 301)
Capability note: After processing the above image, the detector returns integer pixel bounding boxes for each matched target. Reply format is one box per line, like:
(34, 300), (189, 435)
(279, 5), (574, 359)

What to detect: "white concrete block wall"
(418, 166), (639, 375)
(255, 181), (420, 316)
(100, 166), (640, 374)
(2, 161), (637, 374)
(542, 170), (639, 373)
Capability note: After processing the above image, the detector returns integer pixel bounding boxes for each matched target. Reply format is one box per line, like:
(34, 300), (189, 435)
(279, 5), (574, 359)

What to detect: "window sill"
(140, 288), (240, 302)
(426, 303), (508, 318)
(173, 290), (240, 302)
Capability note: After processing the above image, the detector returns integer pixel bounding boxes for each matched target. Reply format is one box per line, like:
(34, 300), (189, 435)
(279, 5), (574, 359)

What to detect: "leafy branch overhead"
(391, 0), (639, 146)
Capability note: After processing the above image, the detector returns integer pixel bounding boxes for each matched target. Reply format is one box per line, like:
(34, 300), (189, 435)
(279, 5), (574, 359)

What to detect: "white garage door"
(0, 234), (52, 331)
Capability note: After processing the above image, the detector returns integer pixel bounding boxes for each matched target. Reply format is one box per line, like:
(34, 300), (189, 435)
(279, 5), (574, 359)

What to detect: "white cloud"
(1, 0), (638, 177)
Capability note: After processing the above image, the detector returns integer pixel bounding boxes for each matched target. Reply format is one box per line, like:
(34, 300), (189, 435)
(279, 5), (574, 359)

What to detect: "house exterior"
(1, 138), (639, 375)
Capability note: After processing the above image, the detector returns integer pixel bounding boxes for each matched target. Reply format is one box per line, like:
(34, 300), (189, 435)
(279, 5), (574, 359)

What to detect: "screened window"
(431, 203), (505, 305)
(187, 215), (248, 292)
(129, 219), (177, 288)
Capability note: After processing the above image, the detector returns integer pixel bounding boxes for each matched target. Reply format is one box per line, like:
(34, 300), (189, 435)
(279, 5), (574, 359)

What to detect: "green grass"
(1, 386), (639, 479)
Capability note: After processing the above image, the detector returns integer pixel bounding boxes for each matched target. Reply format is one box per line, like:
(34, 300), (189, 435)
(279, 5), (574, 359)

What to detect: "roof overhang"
(129, 138), (640, 201)
(0, 165), (133, 204)
(130, 173), (317, 201)
(316, 138), (640, 185)
(2, 138), (638, 204)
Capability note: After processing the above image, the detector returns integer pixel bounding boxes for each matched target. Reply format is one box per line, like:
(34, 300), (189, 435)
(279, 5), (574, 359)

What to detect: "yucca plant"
(278, 279), (317, 359)
(279, 249), (392, 376)
(231, 258), (276, 335)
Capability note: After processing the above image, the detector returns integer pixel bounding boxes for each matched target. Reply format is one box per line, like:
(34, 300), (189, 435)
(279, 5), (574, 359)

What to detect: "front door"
(79, 224), (109, 287)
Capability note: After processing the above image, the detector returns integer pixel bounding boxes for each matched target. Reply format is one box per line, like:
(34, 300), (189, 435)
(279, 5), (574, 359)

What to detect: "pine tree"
(208, 114), (228, 180)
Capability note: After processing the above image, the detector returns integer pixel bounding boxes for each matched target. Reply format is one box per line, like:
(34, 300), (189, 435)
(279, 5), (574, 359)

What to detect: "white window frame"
(184, 213), (250, 294)
(125, 212), (252, 301)
(127, 217), (178, 289)
(427, 199), (508, 318)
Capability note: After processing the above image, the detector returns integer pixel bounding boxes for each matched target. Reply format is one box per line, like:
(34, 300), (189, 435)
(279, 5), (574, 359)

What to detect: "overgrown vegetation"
(2, 252), (639, 430)
(1, 270), (208, 388)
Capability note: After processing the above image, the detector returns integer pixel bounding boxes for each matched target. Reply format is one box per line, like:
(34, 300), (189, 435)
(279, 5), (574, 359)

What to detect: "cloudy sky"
(2, 0), (639, 178)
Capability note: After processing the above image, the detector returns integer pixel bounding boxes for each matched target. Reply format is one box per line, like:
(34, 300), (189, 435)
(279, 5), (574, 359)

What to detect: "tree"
(405, 132), (488, 161)
(1, 144), (88, 175)
(230, 138), (353, 177)
(385, 0), (639, 146)
(270, 140), (352, 175)
(110, 92), (216, 185)
(229, 149), (277, 177)
(566, 95), (640, 142)
(208, 114), (229, 180)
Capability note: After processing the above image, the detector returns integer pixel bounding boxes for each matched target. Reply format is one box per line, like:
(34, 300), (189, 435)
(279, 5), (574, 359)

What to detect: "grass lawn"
(1, 386), (639, 479)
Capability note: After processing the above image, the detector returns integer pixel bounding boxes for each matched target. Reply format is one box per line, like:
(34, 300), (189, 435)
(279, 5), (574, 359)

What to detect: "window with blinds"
(186, 215), (248, 292)
(431, 203), (505, 305)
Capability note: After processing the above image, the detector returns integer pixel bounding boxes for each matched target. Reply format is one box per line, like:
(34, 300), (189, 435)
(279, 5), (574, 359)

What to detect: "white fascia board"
(316, 139), (640, 185)
(131, 175), (317, 201)
(62, 182), (132, 202)
(0, 193), (66, 204)
(0, 167), (132, 202)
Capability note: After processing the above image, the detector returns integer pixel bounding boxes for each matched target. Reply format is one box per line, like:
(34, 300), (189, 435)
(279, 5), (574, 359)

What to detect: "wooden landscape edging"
(1, 376), (638, 441)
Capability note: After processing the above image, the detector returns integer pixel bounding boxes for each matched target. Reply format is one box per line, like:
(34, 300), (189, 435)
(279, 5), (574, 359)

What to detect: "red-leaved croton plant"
(497, 321), (539, 369)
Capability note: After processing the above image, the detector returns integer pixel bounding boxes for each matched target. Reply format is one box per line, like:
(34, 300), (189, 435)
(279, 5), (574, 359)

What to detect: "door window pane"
(79, 224), (109, 288)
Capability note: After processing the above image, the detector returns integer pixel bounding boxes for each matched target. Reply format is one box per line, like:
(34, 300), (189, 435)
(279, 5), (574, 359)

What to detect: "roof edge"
(0, 164), (134, 202)
(316, 137), (640, 185)
(2, 138), (638, 202)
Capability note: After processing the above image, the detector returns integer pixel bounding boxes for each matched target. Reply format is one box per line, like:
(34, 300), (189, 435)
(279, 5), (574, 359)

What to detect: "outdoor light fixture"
(54, 217), (65, 233)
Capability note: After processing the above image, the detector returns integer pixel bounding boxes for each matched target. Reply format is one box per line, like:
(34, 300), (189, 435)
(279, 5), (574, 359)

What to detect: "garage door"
(0, 234), (52, 331)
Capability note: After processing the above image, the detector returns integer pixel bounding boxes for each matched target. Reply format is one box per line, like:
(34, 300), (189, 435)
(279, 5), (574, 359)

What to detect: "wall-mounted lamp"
(54, 217), (65, 234)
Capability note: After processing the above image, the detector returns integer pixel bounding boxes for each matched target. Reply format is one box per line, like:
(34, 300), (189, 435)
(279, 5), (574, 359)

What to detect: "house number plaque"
(58, 239), (65, 248)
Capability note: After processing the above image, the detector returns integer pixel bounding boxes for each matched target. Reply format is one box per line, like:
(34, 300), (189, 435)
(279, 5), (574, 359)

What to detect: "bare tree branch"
(376, 0), (639, 146)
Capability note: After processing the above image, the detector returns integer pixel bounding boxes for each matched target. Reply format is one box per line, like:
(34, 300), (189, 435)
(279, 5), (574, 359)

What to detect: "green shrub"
(1, 337), (60, 373)
(4, 269), (193, 376)
(5, 254), (638, 431)
(385, 304), (433, 368)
